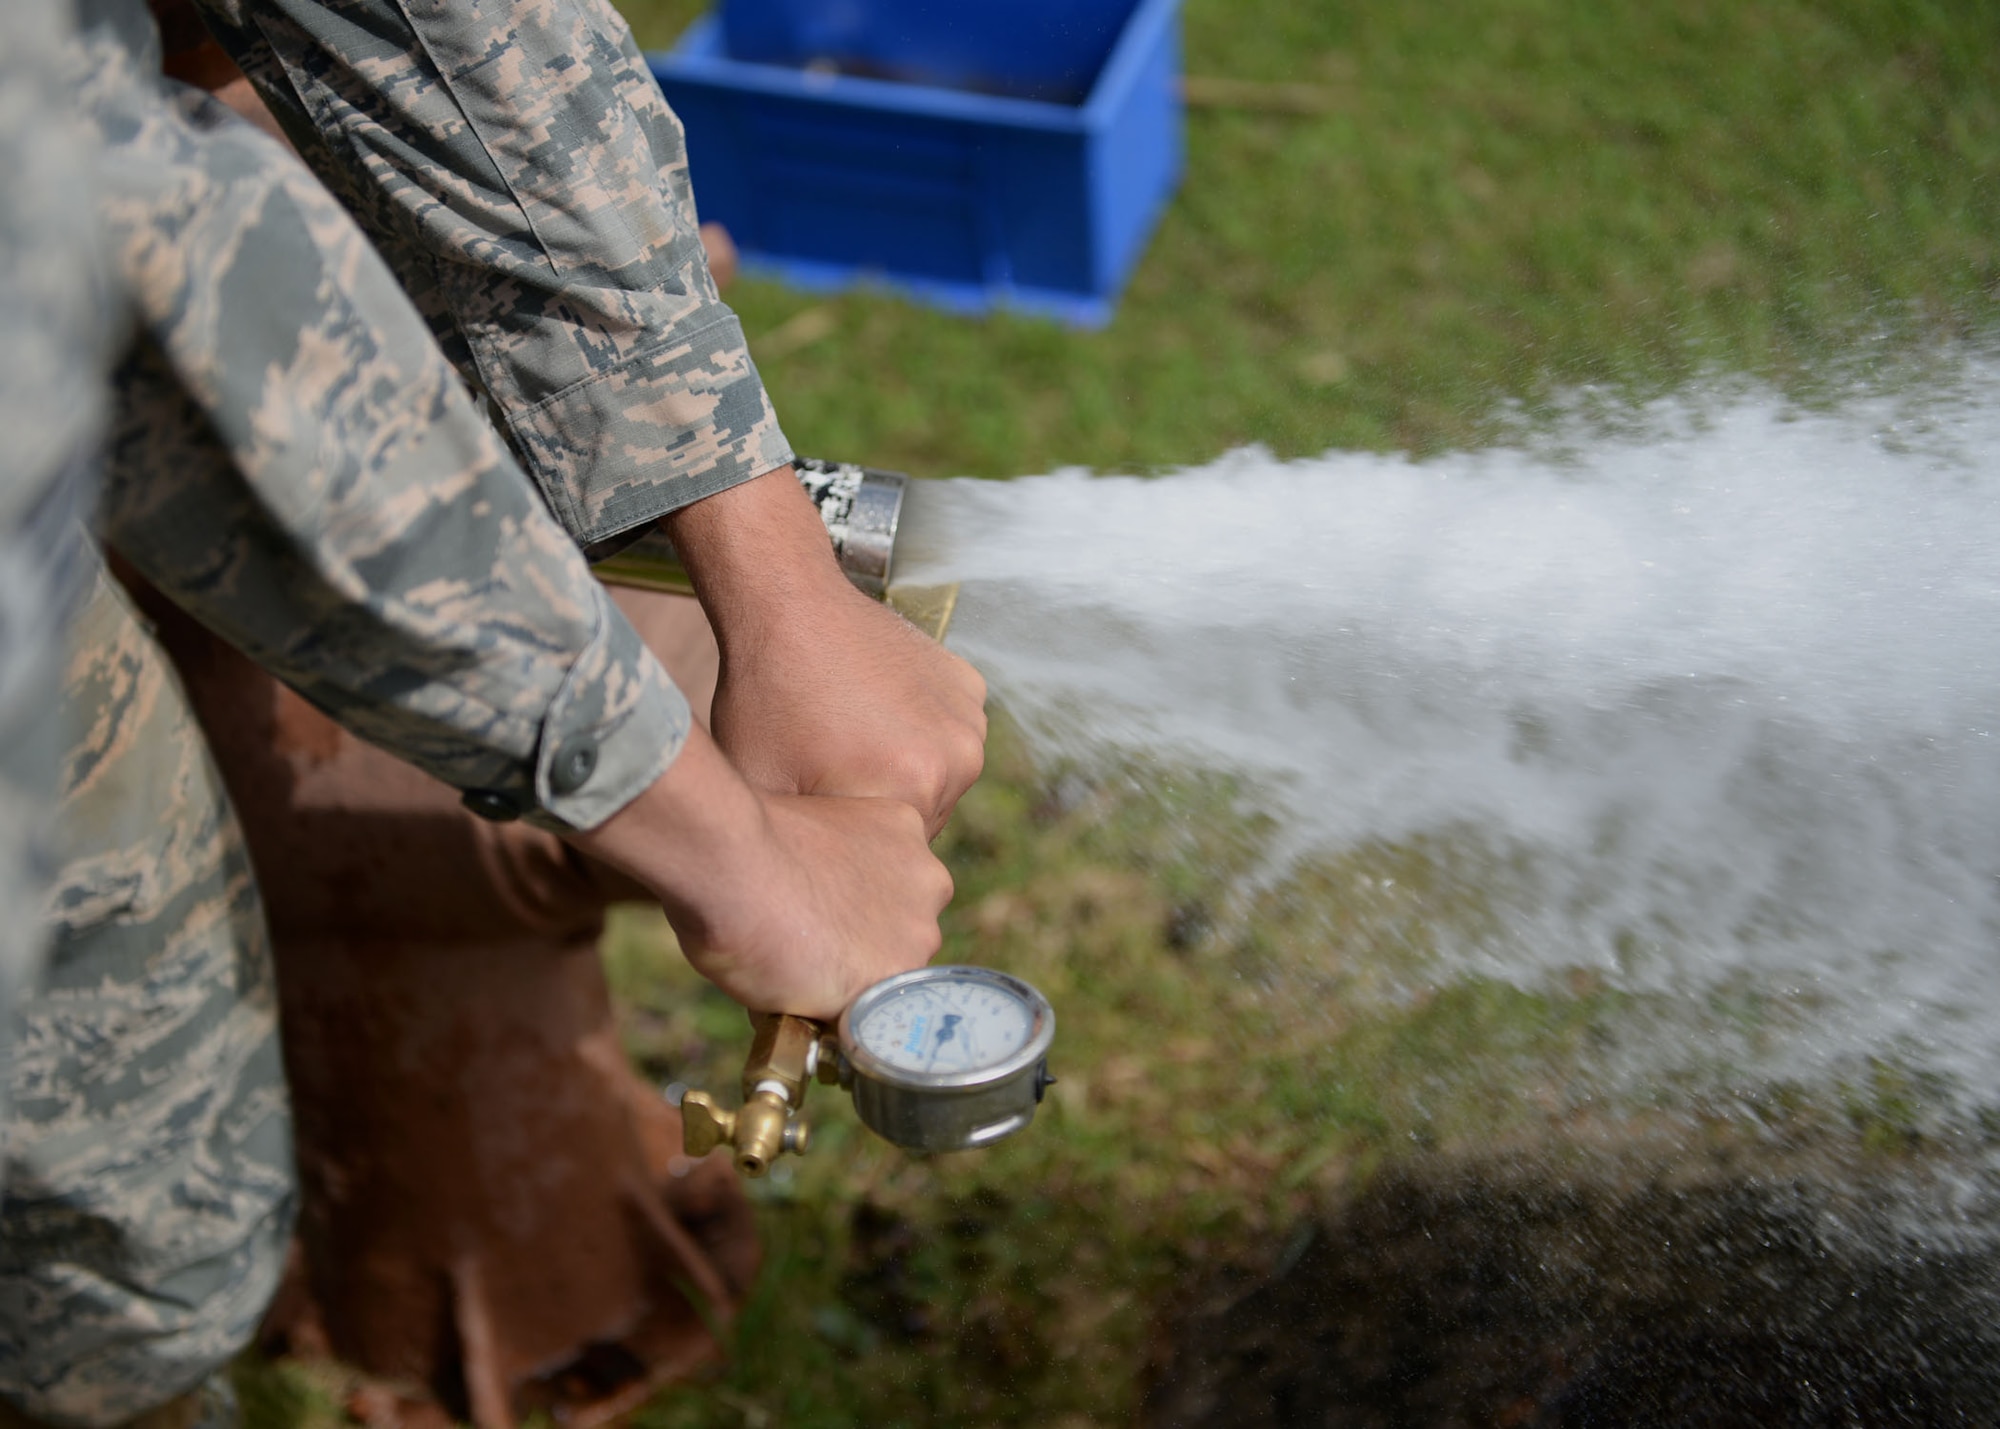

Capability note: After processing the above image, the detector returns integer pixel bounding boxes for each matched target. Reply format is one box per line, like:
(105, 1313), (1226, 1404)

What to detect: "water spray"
(599, 460), (1058, 1176)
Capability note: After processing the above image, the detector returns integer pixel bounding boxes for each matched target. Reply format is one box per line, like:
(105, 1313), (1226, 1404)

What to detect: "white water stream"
(897, 369), (2000, 1111)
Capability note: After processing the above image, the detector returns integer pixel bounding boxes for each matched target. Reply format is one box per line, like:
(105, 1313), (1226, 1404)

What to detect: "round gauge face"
(850, 970), (1040, 1079)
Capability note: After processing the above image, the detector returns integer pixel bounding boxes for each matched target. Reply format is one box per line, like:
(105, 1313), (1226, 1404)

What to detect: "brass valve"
(680, 1012), (841, 1177)
(681, 1086), (807, 1176)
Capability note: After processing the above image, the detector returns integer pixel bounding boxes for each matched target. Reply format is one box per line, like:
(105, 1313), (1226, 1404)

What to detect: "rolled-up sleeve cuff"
(458, 585), (689, 833)
(506, 314), (796, 551)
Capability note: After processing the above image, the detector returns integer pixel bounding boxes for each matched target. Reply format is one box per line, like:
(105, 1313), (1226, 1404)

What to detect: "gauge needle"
(927, 1014), (962, 1069)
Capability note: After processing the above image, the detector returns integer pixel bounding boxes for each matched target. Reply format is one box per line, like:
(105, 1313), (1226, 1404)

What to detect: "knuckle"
(917, 745), (952, 785)
(897, 747), (952, 801)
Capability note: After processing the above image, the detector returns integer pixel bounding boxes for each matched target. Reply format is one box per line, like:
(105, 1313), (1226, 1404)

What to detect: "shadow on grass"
(1147, 1145), (2000, 1428)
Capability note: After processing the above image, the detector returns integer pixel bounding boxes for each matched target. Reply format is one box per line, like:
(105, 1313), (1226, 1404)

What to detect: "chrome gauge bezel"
(837, 966), (1055, 1093)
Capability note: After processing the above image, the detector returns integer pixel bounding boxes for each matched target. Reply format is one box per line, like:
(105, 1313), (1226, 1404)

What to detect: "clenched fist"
(566, 723), (952, 1020)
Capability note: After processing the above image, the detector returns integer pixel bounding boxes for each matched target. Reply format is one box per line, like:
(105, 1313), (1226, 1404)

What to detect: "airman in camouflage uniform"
(4, 3), (705, 1422)
(2, 1), (983, 1424)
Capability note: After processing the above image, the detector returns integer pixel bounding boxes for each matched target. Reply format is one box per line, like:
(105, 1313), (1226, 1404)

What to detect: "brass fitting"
(815, 1029), (845, 1086)
(732, 1087), (809, 1176)
(678, 1089), (736, 1159)
(679, 1012), (826, 1177)
(883, 583), (959, 642)
(743, 1013), (819, 1104)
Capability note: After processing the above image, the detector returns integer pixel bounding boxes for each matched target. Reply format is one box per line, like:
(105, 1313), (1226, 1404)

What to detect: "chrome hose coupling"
(791, 458), (904, 597)
(591, 458), (907, 598)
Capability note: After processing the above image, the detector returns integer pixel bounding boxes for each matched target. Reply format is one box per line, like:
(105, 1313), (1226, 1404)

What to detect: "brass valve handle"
(680, 1012), (842, 1177)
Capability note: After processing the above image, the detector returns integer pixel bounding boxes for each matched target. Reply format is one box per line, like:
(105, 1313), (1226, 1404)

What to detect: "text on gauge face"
(853, 975), (1037, 1076)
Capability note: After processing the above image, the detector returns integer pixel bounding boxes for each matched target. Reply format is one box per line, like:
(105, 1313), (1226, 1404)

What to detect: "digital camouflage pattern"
(0, 22), (289, 1404)
(0, 0), (115, 1153)
(81, 7), (692, 832)
(0, 569), (290, 1429)
(189, 0), (796, 550)
(4, 0), (743, 1418)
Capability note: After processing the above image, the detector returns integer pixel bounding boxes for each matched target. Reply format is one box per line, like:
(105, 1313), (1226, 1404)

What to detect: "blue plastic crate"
(718, 0), (1133, 104)
(648, 0), (1183, 327)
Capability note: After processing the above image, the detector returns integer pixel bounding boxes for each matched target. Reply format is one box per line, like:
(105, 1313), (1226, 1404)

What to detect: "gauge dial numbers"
(853, 979), (1033, 1076)
(840, 967), (1054, 1091)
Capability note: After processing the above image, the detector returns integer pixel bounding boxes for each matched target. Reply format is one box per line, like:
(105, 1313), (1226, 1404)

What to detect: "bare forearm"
(664, 467), (990, 831)
(662, 465), (857, 633)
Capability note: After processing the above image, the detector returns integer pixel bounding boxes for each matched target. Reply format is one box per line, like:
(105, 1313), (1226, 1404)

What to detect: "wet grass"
(617, 0), (2000, 476)
(598, 719), (1644, 1427)
(578, 722), (1987, 1428)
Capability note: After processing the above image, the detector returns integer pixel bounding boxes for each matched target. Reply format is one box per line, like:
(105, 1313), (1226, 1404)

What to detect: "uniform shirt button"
(551, 738), (599, 795)
(461, 789), (522, 822)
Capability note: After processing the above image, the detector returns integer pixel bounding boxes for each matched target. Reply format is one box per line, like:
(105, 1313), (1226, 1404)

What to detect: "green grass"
(242, 4), (2000, 1425)
(619, 0), (2000, 476)
(582, 726), (1963, 1427)
(597, 722), (1640, 1428)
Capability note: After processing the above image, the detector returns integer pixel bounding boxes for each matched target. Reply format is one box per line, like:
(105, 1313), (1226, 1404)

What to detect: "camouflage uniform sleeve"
(0, 0), (118, 1148)
(77, 23), (688, 832)
(187, 0), (795, 552)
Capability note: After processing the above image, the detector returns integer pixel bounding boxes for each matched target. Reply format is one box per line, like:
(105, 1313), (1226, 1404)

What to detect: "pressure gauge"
(835, 966), (1057, 1152)
(680, 965), (1056, 1174)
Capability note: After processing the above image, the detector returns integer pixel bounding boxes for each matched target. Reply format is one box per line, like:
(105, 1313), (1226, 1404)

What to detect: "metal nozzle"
(592, 458), (905, 597)
(592, 457), (959, 640)
(794, 458), (902, 597)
